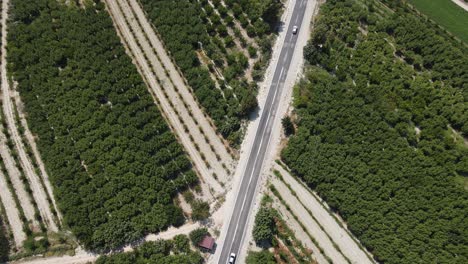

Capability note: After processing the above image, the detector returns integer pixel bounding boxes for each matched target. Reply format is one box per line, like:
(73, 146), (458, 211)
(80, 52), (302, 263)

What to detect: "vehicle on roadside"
(228, 253), (236, 263)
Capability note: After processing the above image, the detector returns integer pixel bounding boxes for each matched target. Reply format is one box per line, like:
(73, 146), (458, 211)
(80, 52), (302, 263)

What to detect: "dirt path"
(145, 222), (200, 242)
(0, 0), (39, 231)
(0, 168), (26, 247)
(117, 0), (231, 185)
(272, 198), (328, 264)
(13, 90), (62, 224)
(271, 176), (349, 264)
(1, 0), (57, 232)
(104, 0), (224, 198)
(124, 0), (234, 168)
(0, 130), (38, 229)
(13, 222), (200, 264)
(11, 248), (97, 264)
(274, 164), (376, 264)
(452, 0), (468, 12)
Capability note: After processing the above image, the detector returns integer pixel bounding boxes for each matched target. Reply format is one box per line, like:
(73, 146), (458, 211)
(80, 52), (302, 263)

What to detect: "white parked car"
(228, 253), (236, 263)
(292, 25), (298, 34)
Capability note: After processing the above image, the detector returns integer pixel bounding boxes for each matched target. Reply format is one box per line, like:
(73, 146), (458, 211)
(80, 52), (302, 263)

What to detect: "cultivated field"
(409, 0), (468, 42)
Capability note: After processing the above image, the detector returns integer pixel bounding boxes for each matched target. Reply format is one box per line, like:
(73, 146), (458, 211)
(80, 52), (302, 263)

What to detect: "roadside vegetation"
(282, 0), (468, 263)
(138, 0), (282, 145)
(8, 0), (197, 251)
(96, 236), (203, 264)
(248, 195), (317, 264)
(246, 250), (276, 264)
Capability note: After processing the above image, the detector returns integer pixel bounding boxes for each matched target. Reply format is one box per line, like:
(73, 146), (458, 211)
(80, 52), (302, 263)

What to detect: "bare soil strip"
(131, 0), (234, 155)
(1, 0), (57, 232)
(271, 176), (349, 264)
(104, 0), (224, 197)
(274, 163), (375, 264)
(271, 194), (328, 264)
(11, 248), (96, 264)
(12, 90), (62, 225)
(117, 0), (230, 184)
(0, 0), (38, 231)
(0, 130), (38, 229)
(125, 0), (234, 166)
(452, 0), (468, 12)
(0, 168), (26, 247)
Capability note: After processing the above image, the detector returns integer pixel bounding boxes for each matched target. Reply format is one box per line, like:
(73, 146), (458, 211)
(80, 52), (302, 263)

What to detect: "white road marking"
(226, 66), (285, 258)
(233, 70), (286, 260)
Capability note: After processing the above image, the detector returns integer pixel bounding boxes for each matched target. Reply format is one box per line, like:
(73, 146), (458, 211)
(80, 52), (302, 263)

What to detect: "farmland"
(282, 0), (468, 263)
(138, 0), (282, 145)
(8, 0), (197, 251)
(408, 0), (468, 43)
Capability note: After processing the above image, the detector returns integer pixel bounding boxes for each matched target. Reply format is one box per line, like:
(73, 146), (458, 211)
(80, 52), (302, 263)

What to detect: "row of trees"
(96, 236), (203, 264)
(223, 0), (282, 36)
(0, 217), (9, 263)
(284, 0), (467, 263)
(139, 1), (283, 145)
(246, 250), (276, 264)
(221, 0), (282, 84)
(139, 0), (252, 143)
(8, 0), (197, 251)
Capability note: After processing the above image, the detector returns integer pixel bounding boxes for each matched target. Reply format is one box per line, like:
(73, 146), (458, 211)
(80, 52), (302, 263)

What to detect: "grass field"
(408, 0), (468, 43)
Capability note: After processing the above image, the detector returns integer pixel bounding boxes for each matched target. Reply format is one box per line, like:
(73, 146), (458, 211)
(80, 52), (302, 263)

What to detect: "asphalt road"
(218, 0), (309, 263)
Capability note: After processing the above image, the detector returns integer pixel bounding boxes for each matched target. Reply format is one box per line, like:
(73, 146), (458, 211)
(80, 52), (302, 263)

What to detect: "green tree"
(191, 199), (210, 221)
(0, 217), (9, 263)
(281, 116), (295, 136)
(172, 234), (190, 254)
(252, 208), (276, 246)
(281, 1), (468, 263)
(189, 228), (208, 246)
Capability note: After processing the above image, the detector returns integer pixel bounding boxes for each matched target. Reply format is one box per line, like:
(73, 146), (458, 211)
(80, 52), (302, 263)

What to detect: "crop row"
(8, 0), (198, 251)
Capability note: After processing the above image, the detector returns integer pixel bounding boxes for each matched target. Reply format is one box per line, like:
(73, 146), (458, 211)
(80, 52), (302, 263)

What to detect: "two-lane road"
(218, 0), (309, 262)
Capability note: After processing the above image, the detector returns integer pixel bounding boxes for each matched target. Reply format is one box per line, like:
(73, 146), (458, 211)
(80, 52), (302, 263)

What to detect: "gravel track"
(1, 0), (57, 232)
(0, 167), (26, 247)
(104, 0), (224, 197)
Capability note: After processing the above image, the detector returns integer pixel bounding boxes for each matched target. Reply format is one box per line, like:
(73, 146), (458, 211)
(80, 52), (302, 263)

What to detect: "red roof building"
(198, 235), (215, 251)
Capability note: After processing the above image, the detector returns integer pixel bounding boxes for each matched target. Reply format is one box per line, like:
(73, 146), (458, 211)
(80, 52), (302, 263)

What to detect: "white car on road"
(228, 253), (236, 263)
(292, 25), (298, 34)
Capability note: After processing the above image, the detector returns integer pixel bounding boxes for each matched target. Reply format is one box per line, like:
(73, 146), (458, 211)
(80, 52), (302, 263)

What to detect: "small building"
(198, 235), (215, 252)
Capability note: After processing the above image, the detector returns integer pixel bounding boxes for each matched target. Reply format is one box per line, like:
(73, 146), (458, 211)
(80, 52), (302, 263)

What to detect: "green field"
(409, 0), (468, 43)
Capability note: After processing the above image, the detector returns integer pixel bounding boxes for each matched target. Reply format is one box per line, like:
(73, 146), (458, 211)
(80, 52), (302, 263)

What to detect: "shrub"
(252, 208), (276, 246)
(189, 227), (208, 246)
(191, 200), (210, 221)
